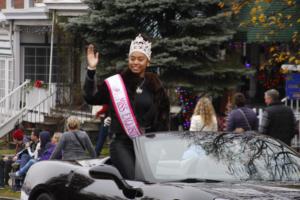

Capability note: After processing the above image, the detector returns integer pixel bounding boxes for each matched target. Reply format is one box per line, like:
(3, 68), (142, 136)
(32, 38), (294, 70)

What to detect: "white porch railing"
(282, 97), (300, 120)
(22, 84), (57, 123)
(0, 80), (30, 137)
(0, 79), (30, 123)
(0, 81), (57, 137)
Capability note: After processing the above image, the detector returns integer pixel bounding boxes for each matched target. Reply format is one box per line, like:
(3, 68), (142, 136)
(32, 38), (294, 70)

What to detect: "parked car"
(21, 131), (300, 200)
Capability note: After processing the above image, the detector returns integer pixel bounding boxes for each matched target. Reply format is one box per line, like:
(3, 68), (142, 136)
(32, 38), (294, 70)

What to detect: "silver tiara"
(129, 34), (152, 60)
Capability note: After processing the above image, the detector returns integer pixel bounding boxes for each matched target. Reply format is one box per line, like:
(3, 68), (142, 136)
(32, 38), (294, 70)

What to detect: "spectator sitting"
(39, 132), (62, 160)
(1, 126), (31, 187)
(9, 132), (62, 178)
(25, 129), (40, 159)
(37, 131), (51, 157)
(14, 129), (40, 174)
(50, 116), (96, 160)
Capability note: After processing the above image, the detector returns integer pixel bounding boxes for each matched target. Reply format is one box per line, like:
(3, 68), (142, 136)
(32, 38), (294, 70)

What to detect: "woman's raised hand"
(87, 44), (99, 70)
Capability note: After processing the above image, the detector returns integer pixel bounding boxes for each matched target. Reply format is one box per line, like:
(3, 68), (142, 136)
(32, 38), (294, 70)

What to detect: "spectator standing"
(226, 93), (258, 133)
(189, 97), (218, 132)
(50, 116), (96, 160)
(259, 89), (297, 146)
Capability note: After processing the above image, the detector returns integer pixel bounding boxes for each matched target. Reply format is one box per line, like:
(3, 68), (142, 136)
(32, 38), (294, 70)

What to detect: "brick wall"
(0, 0), (6, 9)
(14, 0), (24, 9)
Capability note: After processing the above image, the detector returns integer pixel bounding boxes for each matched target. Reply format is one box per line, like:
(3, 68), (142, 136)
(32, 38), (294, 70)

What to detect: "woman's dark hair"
(32, 129), (40, 138)
(233, 92), (246, 107)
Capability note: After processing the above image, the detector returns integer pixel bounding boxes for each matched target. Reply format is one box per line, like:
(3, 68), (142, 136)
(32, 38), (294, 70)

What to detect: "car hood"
(157, 181), (300, 200)
(75, 160), (300, 200)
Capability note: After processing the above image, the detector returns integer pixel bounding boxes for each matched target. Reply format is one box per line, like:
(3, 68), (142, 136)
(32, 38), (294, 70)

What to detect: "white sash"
(105, 74), (142, 138)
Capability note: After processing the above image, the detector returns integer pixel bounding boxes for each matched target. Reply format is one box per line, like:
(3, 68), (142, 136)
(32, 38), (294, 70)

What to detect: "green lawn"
(0, 149), (15, 156)
(0, 146), (20, 198)
(101, 144), (110, 157)
(0, 186), (20, 199)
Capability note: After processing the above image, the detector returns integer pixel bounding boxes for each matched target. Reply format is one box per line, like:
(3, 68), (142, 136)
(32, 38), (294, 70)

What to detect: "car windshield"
(137, 132), (300, 182)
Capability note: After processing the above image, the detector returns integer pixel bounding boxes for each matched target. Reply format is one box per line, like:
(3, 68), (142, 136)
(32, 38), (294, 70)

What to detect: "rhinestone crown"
(129, 34), (152, 61)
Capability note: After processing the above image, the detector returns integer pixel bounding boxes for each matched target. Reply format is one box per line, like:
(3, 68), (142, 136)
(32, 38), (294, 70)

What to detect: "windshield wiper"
(169, 178), (223, 183)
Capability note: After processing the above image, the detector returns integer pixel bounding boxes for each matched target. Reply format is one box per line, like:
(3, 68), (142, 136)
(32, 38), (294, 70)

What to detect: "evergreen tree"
(67, 0), (253, 96)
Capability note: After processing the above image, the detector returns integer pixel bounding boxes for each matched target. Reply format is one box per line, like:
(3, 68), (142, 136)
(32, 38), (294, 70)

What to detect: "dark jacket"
(38, 131), (51, 157)
(259, 102), (296, 143)
(83, 69), (170, 140)
(226, 106), (258, 132)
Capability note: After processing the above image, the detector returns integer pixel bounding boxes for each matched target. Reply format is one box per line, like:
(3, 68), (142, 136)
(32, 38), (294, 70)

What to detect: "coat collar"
(121, 68), (163, 93)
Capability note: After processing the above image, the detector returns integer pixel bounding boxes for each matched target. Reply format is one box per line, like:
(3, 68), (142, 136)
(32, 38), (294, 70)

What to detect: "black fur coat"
(84, 69), (170, 134)
(121, 69), (170, 132)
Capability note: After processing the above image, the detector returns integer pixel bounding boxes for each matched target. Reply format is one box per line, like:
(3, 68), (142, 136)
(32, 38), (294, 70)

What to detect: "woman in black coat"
(83, 34), (170, 179)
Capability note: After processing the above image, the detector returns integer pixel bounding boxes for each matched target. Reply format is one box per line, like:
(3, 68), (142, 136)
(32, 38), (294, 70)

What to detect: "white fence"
(283, 98), (300, 150)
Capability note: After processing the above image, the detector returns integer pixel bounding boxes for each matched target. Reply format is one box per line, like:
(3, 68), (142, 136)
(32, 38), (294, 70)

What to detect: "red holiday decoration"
(34, 80), (43, 88)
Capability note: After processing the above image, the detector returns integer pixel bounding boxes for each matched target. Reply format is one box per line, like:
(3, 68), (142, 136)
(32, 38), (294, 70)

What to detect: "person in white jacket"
(25, 130), (40, 159)
(189, 97), (218, 132)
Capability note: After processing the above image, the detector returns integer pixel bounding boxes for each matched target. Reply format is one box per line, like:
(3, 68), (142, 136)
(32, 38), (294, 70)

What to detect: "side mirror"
(89, 164), (143, 199)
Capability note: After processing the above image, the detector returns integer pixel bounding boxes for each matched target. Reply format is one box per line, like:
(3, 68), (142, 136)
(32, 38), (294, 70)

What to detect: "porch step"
(81, 120), (100, 132)
(43, 115), (64, 124)
(51, 107), (93, 116)
(22, 114), (66, 133)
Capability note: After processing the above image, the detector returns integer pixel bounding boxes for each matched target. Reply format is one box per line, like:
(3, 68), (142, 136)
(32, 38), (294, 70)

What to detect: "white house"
(0, 0), (89, 136)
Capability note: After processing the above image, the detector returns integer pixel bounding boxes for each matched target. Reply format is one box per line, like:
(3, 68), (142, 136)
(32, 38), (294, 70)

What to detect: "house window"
(24, 46), (58, 83)
(13, 0), (24, 9)
(0, 0), (6, 9)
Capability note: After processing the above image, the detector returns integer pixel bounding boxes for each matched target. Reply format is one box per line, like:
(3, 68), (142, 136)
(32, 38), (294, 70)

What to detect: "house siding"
(0, 0), (6, 9)
(13, 0), (24, 9)
(0, 29), (12, 56)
